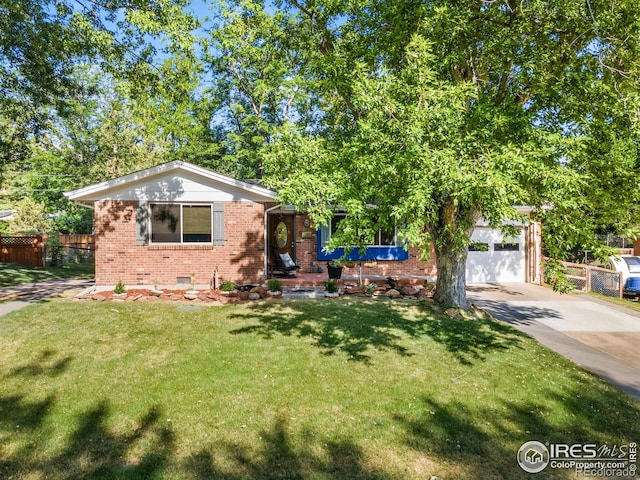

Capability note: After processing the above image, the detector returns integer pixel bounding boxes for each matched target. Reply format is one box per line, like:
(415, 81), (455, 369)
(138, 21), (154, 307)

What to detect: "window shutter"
(212, 202), (225, 246)
(136, 202), (149, 245)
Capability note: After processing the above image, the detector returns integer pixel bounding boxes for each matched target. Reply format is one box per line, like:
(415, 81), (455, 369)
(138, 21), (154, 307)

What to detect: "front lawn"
(1, 298), (638, 479)
(0, 262), (94, 288)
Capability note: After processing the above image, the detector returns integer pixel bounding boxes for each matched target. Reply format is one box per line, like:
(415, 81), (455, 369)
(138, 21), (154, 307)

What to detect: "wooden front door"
(269, 214), (295, 268)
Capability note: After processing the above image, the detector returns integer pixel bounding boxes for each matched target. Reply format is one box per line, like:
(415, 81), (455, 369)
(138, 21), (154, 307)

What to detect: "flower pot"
(327, 266), (343, 280)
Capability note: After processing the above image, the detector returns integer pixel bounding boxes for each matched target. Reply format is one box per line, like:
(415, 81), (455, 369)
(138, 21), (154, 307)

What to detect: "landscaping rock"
(249, 292), (261, 300)
(387, 289), (401, 298)
(402, 286), (418, 296)
(238, 291), (251, 300)
(345, 286), (365, 294)
(444, 308), (462, 319)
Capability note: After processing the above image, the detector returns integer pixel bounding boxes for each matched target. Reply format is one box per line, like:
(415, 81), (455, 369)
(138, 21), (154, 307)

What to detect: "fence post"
(619, 272), (623, 299)
(585, 265), (591, 293)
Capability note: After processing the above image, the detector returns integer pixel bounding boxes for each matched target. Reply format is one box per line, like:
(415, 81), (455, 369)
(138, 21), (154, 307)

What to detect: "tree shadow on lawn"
(0, 350), (175, 480)
(229, 300), (525, 364)
(394, 370), (640, 479)
(183, 414), (391, 480)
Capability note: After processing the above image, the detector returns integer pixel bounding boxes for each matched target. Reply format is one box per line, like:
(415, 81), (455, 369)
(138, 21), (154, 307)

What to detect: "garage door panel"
(466, 228), (525, 283)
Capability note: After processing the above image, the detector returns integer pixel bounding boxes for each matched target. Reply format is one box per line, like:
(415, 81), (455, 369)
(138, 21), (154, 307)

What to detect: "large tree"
(256, 0), (640, 306)
(0, 0), (198, 175)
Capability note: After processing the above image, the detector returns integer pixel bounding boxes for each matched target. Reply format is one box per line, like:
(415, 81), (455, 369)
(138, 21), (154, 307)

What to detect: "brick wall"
(94, 200), (266, 287)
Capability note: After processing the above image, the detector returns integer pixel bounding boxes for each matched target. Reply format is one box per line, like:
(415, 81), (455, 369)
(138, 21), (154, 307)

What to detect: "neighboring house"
(64, 161), (541, 287)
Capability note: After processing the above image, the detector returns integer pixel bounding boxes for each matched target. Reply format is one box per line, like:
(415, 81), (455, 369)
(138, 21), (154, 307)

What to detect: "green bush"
(324, 278), (338, 293)
(114, 280), (126, 294)
(267, 278), (282, 292)
(543, 259), (574, 294)
(220, 281), (235, 292)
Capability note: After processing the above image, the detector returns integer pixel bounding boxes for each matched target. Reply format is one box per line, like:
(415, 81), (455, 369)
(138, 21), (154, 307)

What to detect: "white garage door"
(466, 227), (525, 283)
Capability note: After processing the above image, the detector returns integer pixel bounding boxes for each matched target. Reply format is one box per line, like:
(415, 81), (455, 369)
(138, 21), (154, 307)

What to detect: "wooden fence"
(0, 233), (95, 267)
(0, 234), (45, 267)
(543, 259), (623, 298)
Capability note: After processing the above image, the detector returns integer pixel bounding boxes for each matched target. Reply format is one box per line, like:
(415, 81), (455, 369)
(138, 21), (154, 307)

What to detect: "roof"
(64, 161), (277, 204)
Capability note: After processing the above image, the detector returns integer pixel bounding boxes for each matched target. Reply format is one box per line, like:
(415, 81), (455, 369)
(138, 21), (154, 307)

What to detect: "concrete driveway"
(468, 283), (640, 400)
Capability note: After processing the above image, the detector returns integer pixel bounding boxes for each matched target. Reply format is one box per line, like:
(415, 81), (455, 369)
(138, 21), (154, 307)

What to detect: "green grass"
(588, 291), (640, 313)
(1, 298), (638, 479)
(0, 262), (94, 288)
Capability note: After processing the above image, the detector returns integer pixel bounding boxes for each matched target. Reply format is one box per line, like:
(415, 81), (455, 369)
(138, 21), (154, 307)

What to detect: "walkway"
(0, 278), (94, 316)
(468, 283), (640, 400)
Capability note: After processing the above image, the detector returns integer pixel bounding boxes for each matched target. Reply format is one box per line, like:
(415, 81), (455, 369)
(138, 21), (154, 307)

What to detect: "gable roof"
(64, 161), (277, 204)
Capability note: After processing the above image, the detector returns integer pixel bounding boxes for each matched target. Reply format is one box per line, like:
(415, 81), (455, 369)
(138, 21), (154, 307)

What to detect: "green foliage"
(45, 231), (63, 267)
(0, 0), (199, 173)
(364, 283), (377, 295)
(220, 280), (235, 292)
(267, 278), (282, 292)
(113, 280), (126, 295)
(324, 278), (338, 293)
(258, 0), (640, 306)
(542, 259), (575, 294)
(8, 198), (53, 234)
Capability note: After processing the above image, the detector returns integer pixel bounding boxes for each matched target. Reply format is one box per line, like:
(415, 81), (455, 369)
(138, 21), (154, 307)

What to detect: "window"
(329, 214), (397, 247)
(469, 242), (489, 252)
(150, 204), (212, 243)
(622, 256), (640, 273)
(494, 242), (519, 251)
(318, 213), (407, 261)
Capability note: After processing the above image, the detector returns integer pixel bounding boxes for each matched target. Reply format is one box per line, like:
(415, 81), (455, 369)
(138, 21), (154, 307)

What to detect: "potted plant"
(327, 260), (343, 280)
(220, 281), (235, 295)
(324, 278), (339, 298)
(267, 278), (283, 297)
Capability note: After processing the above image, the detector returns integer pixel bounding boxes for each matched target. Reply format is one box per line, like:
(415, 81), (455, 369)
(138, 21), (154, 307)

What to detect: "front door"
(269, 214), (295, 270)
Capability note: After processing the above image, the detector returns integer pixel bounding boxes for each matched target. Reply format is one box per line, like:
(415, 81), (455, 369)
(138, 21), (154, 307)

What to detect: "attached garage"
(466, 216), (540, 284)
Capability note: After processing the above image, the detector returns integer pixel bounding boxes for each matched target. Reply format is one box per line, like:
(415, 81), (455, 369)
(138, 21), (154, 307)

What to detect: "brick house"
(65, 161), (541, 287)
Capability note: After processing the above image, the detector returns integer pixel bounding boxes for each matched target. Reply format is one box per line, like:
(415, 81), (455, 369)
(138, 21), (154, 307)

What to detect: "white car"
(602, 255), (640, 297)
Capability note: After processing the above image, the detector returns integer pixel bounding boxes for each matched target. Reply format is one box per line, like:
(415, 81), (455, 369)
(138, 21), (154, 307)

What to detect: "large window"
(330, 214), (397, 247)
(150, 204), (212, 243)
(318, 213), (407, 261)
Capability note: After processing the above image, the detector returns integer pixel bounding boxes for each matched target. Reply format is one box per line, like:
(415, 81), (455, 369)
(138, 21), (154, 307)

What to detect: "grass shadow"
(7, 348), (72, 378)
(229, 299), (524, 364)
(183, 414), (390, 479)
(0, 350), (174, 479)
(394, 369), (640, 479)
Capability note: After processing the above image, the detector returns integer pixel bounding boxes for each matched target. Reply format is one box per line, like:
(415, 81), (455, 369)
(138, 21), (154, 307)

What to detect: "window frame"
(149, 202), (214, 245)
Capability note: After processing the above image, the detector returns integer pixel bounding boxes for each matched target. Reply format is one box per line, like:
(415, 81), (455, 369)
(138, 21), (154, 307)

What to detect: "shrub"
(114, 280), (126, 294)
(543, 259), (574, 294)
(267, 278), (282, 292)
(324, 278), (338, 293)
(220, 281), (235, 292)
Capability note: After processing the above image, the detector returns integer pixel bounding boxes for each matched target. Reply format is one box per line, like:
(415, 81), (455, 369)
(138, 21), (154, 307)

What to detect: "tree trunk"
(433, 245), (469, 307)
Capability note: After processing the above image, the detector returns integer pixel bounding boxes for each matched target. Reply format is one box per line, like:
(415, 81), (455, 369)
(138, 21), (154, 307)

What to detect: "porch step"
(282, 285), (326, 299)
